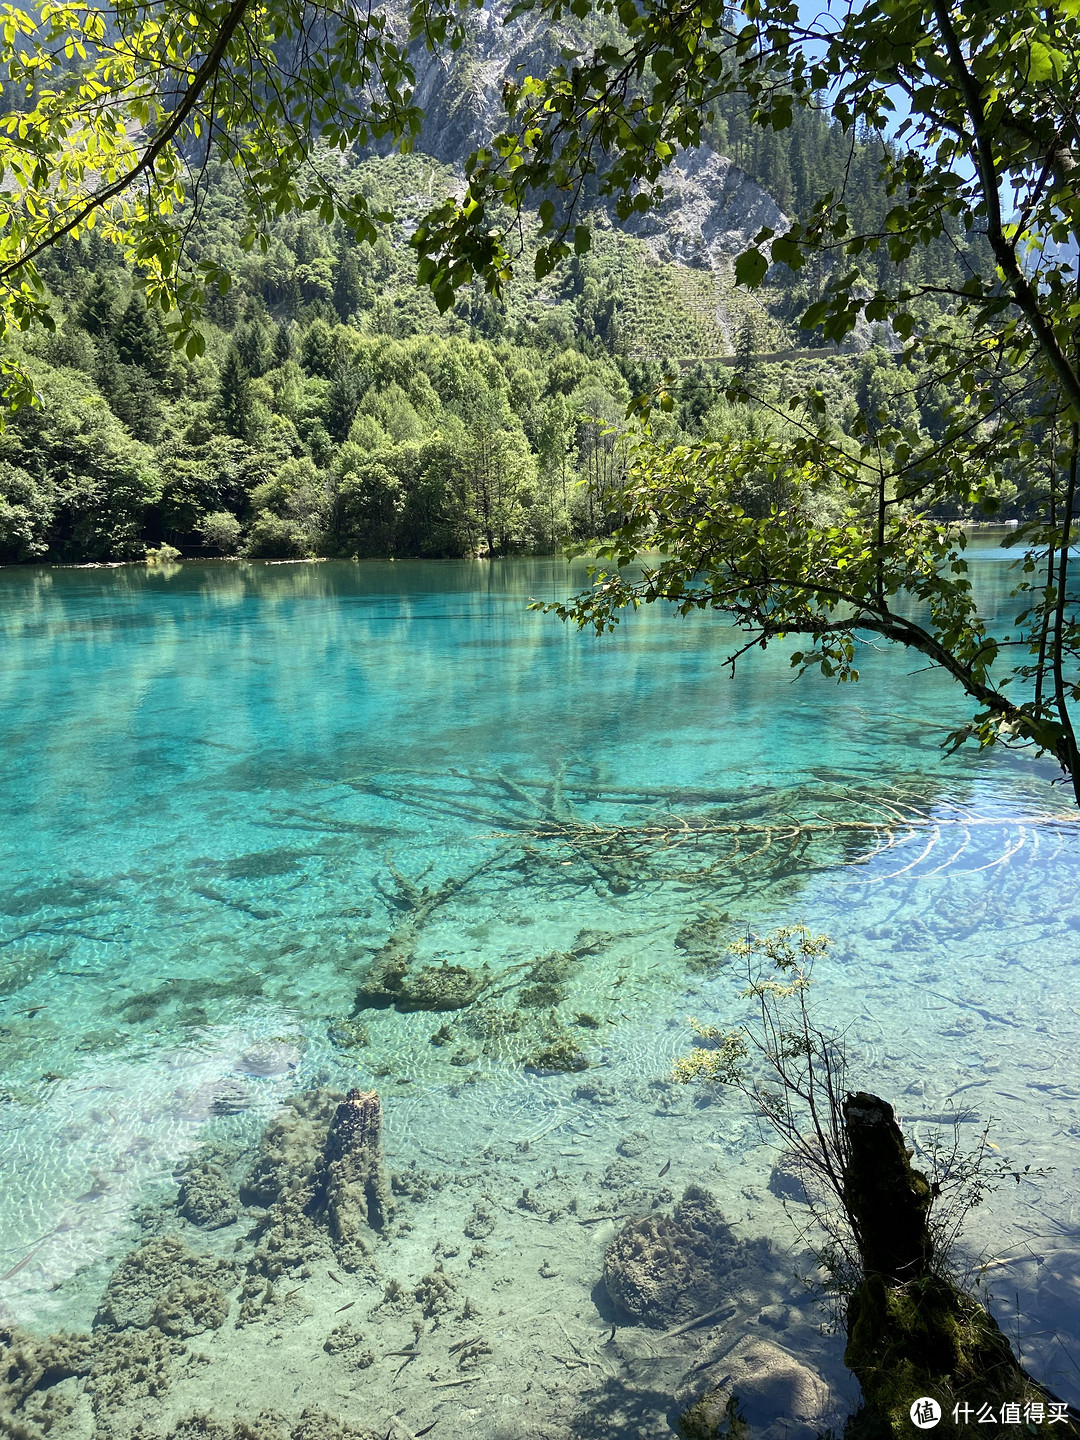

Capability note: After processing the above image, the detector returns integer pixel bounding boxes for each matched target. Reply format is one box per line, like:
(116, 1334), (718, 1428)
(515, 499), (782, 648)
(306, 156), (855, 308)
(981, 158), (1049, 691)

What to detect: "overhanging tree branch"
(0, 0), (254, 282)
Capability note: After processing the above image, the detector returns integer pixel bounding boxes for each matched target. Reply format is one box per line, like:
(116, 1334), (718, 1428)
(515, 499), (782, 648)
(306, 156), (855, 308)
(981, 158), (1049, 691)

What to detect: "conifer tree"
(234, 318), (273, 378)
(78, 274), (119, 339)
(273, 322), (296, 366)
(734, 316), (759, 382)
(217, 345), (255, 442)
(325, 366), (363, 444)
(301, 319), (339, 379)
(333, 247), (363, 323)
(115, 294), (171, 380)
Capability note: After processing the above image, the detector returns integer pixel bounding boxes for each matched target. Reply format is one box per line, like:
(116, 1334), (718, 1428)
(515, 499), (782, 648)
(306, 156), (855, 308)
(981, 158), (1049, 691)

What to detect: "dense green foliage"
(1, 157), (644, 561)
(4, 125), (971, 565)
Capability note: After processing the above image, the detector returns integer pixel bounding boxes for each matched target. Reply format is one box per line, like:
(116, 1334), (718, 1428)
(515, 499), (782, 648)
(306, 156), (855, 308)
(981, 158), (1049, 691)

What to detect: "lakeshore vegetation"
(0, 133), (1001, 569)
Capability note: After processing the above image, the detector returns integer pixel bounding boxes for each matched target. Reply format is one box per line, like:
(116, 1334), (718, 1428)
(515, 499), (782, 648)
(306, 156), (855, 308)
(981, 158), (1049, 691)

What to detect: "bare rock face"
(408, 4), (570, 165)
(624, 146), (789, 269)
(311, 1089), (393, 1266)
(678, 1337), (833, 1440)
(602, 1185), (735, 1327)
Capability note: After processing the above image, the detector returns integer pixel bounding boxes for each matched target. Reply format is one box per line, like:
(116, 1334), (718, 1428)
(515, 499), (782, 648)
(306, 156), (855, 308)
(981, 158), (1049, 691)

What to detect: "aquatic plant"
(524, 1029), (589, 1073)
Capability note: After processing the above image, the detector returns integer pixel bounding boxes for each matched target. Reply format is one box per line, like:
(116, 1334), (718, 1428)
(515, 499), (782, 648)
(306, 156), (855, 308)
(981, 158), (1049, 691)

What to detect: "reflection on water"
(0, 548), (1077, 1436)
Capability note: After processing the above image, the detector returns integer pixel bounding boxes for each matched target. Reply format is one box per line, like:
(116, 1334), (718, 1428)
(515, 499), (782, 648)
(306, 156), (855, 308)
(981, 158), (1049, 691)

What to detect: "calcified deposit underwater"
(0, 552), (1079, 1439)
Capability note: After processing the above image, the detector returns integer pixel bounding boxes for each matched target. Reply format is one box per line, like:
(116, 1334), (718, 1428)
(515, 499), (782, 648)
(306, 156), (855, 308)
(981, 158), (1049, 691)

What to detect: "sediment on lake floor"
(0, 1077), (857, 1440)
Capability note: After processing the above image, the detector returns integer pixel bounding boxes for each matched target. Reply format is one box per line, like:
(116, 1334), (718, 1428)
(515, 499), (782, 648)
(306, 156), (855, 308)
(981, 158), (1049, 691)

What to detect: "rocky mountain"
(406, 3), (788, 272)
(626, 146), (789, 268)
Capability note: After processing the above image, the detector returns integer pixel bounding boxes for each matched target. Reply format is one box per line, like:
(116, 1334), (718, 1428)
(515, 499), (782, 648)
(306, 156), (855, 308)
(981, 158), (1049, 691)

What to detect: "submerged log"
(353, 856), (498, 1012)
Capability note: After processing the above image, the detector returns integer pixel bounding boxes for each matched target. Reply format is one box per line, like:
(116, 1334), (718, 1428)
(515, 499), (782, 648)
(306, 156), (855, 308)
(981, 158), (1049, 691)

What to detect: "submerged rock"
(355, 957), (489, 1012)
(678, 1336), (832, 1440)
(464, 1199), (496, 1239)
(242, 1088), (343, 1206)
(151, 1276), (231, 1338)
(602, 1185), (735, 1327)
(0, 1322), (185, 1433)
(327, 1018), (369, 1049)
(0, 1324), (93, 1418)
(415, 1263), (458, 1318)
(94, 1235), (236, 1337)
(175, 1075), (251, 1121)
(237, 1039), (303, 1077)
(674, 910), (731, 963)
(165, 1408), (381, 1440)
(177, 1156), (241, 1229)
(323, 1321), (374, 1366)
(89, 1328), (187, 1415)
(768, 1151), (812, 1205)
(524, 1032), (589, 1073)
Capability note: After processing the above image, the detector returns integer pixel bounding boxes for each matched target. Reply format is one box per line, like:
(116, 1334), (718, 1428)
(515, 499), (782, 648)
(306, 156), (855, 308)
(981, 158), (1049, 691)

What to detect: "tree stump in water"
(842, 1090), (933, 1285)
(310, 1088), (393, 1267)
(841, 1092), (1080, 1439)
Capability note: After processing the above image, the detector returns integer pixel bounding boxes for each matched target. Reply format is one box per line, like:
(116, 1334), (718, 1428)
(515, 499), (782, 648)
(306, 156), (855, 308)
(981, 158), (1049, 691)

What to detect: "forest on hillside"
(0, 107), (1004, 566)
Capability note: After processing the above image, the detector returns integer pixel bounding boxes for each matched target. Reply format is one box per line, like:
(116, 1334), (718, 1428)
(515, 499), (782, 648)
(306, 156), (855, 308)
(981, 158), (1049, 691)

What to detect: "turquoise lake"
(1, 548), (1078, 1431)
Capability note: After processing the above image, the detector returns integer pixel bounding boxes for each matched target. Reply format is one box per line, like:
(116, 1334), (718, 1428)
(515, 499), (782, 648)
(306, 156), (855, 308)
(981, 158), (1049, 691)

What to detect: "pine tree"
(333, 246), (363, 322)
(217, 345), (255, 441)
(678, 363), (714, 432)
(115, 294), (172, 379)
(273, 322), (295, 366)
(283, 274), (302, 320)
(325, 366), (362, 443)
(234, 318), (272, 377)
(78, 273), (119, 337)
(300, 318), (338, 378)
(93, 338), (125, 406)
(735, 316), (759, 379)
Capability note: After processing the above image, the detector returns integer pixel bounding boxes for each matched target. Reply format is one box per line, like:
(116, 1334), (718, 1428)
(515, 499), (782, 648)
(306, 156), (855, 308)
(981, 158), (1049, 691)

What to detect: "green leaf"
(734, 249), (768, 288)
(770, 235), (802, 268)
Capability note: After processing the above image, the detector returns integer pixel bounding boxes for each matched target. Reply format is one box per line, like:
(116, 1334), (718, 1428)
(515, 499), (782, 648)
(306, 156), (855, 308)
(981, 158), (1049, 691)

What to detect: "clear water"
(1, 548), (1078, 1430)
